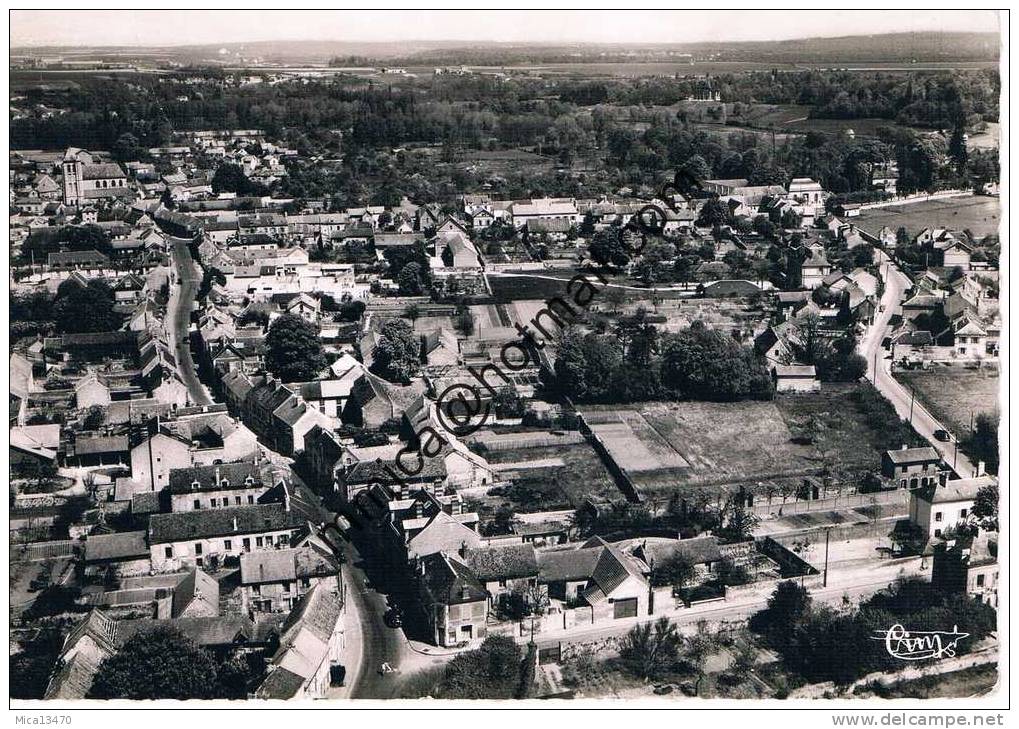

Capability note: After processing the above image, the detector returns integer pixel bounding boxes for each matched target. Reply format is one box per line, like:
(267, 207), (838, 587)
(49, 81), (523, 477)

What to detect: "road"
(339, 538), (408, 699)
(168, 237), (212, 406)
(858, 251), (977, 478)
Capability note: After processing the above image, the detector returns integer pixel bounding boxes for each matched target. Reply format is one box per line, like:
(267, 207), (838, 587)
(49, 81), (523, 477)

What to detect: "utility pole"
(953, 437), (959, 472)
(822, 528), (831, 588)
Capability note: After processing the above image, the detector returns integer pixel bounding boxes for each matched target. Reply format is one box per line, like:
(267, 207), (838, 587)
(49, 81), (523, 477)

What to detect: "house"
(630, 536), (724, 584)
(797, 245), (832, 290)
(148, 502), (300, 572)
(417, 552), (489, 647)
(908, 476), (995, 540)
(932, 531), (998, 608)
(341, 373), (426, 430)
(75, 371), (112, 409)
(66, 434), (130, 468)
(82, 531), (151, 578)
(771, 364), (820, 393)
(536, 536), (649, 619)
(254, 583), (345, 700)
(463, 543), (540, 609)
(882, 446), (943, 488)
(130, 431), (192, 492)
(171, 568), (220, 618)
(240, 542), (342, 616)
(166, 462), (269, 513)
(510, 198), (580, 229)
(403, 508), (482, 560)
(43, 609), (121, 699)
(10, 424), (61, 469)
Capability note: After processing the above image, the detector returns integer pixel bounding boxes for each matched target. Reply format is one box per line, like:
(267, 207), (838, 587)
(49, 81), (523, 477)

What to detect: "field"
(856, 196), (1001, 239)
(470, 440), (621, 515)
(579, 384), (900, 497)
(853, 664), (998, 699)
(897, 366), (1001, 435)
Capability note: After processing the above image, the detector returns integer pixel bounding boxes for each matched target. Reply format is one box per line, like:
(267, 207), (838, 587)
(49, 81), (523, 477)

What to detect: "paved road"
(168, 237), (212, 406)
(858, 251), (977, 478)
(340, 538), (407, 699)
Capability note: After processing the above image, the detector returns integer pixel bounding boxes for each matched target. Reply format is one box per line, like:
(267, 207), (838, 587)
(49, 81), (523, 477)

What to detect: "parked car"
(934, 429), (951, 442)
(384, 607), (403, 628)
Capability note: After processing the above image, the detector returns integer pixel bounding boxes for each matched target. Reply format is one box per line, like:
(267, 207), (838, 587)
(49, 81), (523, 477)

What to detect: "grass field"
(856, 196), (1001, 239)
(897, 366), (1001, 436)
(853, 664), (998, 699)
(579, 384), (902, 497)
(474, 441), (621, 513)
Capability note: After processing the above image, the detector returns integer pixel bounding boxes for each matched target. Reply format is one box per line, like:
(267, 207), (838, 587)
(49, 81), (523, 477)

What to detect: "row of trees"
(553, 319), (773, 404)
(750, 578), (996, 687)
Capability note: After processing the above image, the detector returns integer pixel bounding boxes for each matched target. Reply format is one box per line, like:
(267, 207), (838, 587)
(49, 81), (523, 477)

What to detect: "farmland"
(897, 366), (1001, 436)
(578, 384), (909, 498)
(856, 196), (1001, 239)
(468, 439), (622, 515)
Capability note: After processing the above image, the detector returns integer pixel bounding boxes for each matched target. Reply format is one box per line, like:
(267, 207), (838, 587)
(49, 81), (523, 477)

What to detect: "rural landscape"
(8, 9), (1002, 709)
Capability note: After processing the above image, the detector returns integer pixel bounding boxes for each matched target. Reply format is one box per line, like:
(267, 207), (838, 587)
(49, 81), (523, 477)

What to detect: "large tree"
(88, 626), (219, 700)
(53, 279), (121, 334)
(659, 321), (773, 401)
(370, 318), (420, 384)
(264, 313), (327, 382)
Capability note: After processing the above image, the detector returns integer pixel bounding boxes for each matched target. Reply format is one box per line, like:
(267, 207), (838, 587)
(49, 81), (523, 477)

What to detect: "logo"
(872, 624), (969, 661)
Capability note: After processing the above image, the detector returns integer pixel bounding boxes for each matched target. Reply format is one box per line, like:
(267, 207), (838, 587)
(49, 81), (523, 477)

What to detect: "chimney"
(461, 586), (470, 600)
(232, 517), (238, 532)
(977, 461), (986, 477)
(939, 471), (949, 487)
(459, 540), (468, 558)
(215, 466), (222, 485)
(417, 559), (426, 576)
(283, 486), (291, 512)
(901, 444), (909, 451)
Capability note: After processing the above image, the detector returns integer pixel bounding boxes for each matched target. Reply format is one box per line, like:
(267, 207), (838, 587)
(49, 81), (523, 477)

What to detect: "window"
(247, 495), (255, 504)
(194, 543), (203, 555)
(256, 537), (264, 547)
(235, 496), (242, 505)
(976, 574), (985, 587)
(193, 499), (201, 510)
(243, 538), (251, 551)
(935, 529), (942, 537)
(283, 581), (292, 592)
(266, 535), (274, 546)
(252, 584), (261, 595)
(935, 512), (943, 522)
(301, 578), (310, 588)
(498, 579), (507, 588)
(164, 546), (173, 559)
(224, 540), (232, 551)
(196, 557), (203, 567)
(960, 508), (968, 519)
(211, 498), (218, 507)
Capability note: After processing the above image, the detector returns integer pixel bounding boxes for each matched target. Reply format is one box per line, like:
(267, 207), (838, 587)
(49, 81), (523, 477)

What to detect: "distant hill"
(11, 32), (1000, 68)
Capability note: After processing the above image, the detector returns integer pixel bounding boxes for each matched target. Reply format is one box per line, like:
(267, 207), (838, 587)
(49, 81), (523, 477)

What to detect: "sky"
(9, 9), (1001, 48)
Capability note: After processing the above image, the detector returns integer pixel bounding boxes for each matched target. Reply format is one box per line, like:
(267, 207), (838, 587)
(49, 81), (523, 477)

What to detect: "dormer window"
(221, 479), (230, 488)
(244, 476), (255, 486)
(191, 480), (201, 490)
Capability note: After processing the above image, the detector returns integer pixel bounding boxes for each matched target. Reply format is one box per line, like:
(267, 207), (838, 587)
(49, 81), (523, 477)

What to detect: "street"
(859, 250), (977, 478)
(168, 236), (212, 406)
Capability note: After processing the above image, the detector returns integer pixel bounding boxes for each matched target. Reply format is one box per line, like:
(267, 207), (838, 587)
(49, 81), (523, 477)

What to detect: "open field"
(472, 440), (621, 514)
(856, 196), (1001, 239)
(579, 384), (901, 497)
(897, 366), (1001, 436)
(853, 664), (998, 699)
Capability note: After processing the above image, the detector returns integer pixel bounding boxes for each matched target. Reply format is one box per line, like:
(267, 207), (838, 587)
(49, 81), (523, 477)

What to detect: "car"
(934, 429), (951, 442)
(384, 607), (403, 628)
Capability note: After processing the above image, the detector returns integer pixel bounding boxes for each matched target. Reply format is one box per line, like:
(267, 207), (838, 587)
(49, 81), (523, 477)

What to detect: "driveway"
(858, 251), (977, 478)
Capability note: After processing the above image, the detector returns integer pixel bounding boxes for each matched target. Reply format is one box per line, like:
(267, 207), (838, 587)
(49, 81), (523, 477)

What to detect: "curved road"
(859, 251), (977, 478)
(168, 237), (212, 406)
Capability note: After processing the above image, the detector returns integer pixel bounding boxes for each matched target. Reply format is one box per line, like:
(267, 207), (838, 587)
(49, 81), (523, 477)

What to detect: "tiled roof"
(464, 543), (539, 581)
(167, 462), (262, 494)
(171, 568), (220, 618)
(885, 446), (941, 465)
(83, 531), (149, 563)
(148, 503), (297, 544)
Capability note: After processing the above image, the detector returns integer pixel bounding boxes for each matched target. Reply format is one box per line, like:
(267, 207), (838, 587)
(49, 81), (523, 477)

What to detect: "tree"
(53, 280), (121, 334)
(749, 581), (813, 644)
(337, 298), (366, 322)
(972, 481), (999, 530)
(264, 313), (327, 382)
(618, 617), (682, 682)
(660, 321), (773, 402)
(552, 329), (622, 402)
(88, 626), (220, 699)
(197, 266), (226, 300)
(436, 636), (522, 699)
(211, 162), (264, 196)
(588, 229), (630, 268)
(718, 500), (760, 543)
(967, 413), (999, 474)
(81, 405), (106, 431)
(651, 554), (696, 589)
(397, 261), (425, 295)
(370, 318), (420, 383)
(697, 198), (731, 228)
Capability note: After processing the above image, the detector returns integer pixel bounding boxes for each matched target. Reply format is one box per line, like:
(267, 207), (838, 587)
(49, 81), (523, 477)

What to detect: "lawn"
(897, 367), (1001, 436)
(856, 196), (1001, 240)
(475, 441), (621, 512)
(579, 384), (910, 498)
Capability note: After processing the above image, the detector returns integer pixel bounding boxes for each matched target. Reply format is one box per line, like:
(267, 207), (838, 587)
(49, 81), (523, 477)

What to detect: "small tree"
(618, 616), (682, 682)
(82, 405), (106, 431)
(397, 261), (424, 295)
(370, 318), (420, 383)
(651, 554), (696, 590)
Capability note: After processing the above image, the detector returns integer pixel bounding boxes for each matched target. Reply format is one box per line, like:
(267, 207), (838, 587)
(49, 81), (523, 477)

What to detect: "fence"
(471, 430), (585, 452)
(16, 540), (77, 562)
(749, 489), (907, 517)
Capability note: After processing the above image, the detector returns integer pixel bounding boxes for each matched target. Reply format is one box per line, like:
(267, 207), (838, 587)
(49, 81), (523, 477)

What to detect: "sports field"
(856, 196), (1001, 239)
